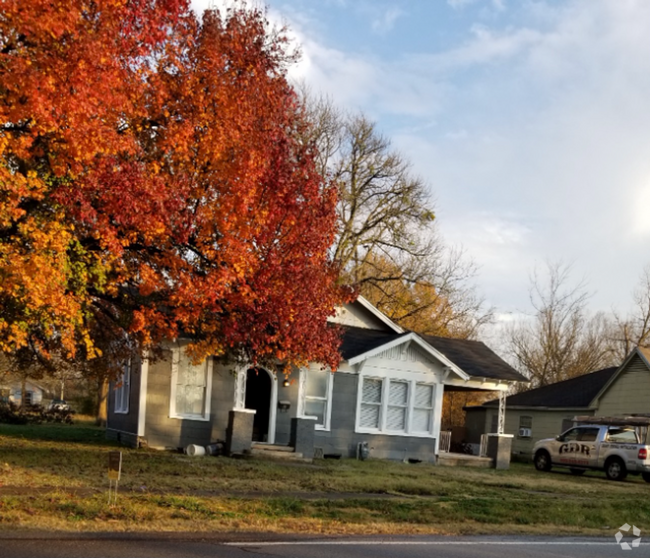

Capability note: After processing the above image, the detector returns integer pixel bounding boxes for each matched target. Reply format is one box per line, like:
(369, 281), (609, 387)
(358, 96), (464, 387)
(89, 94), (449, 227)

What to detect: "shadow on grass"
(0, 420), (113, 445)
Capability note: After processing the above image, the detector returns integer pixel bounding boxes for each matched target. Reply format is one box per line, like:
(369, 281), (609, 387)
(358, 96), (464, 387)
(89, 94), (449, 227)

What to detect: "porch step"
(251, 443), (294, 453)
(250, 443), (311, 463)
(437, 452), (493, 468)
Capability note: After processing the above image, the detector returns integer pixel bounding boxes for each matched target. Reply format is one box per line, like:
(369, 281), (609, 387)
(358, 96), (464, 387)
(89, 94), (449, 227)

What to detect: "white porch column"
(296, 367), (307, 417)
(267, 370), (278, 444)
(233, 367), (247, 410)
(497, 390), (506, 435)
(432, 383), (445, 455)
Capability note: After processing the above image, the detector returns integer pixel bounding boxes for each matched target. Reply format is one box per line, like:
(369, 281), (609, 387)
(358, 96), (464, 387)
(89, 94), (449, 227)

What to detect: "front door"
(245, 368), (272, 442)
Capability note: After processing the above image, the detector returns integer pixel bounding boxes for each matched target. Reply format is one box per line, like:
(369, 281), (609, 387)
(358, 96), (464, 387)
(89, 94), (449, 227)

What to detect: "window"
(359, 378), (383, 429)
(386, 381), (408, 431)
(412, 383), (434, 433)
(559, 428), (580, 442)
(114, 362), (130, 414)
(518, 416), (532, 438)
(606, 428), (638, 444)
(170, 348), (212, 421)
(356, 376), (437, 436)
(303, 365), (332, 430)
(577, 427), (599, 442)
(561, 418), (574, 433)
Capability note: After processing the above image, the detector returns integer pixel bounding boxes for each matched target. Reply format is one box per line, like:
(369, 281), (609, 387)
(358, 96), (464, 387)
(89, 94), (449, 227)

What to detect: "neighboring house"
(1, 379), (46, 406)
(465, 346), (650, 459)
(106, 297), (526, 462)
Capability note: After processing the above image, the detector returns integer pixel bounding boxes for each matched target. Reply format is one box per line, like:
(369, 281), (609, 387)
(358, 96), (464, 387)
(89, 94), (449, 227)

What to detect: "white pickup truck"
(532, 422), (650, 481)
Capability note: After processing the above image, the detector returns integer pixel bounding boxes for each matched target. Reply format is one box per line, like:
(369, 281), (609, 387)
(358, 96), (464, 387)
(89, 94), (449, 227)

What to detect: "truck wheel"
(534, 450), (552, 472)
(642, 472), (650, 483)
(605, 457), (627, 481)
(569, 468), (586, 476)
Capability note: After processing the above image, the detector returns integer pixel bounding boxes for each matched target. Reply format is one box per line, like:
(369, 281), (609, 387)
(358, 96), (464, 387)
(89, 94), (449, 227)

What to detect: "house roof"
(339, 326), (525, 383)
(420, 334), (528, 382)
(354, 296), (404, 333)
(339, 326), (409, 361)
(590, 346), (650, 406)
(479, 366), (618, 409)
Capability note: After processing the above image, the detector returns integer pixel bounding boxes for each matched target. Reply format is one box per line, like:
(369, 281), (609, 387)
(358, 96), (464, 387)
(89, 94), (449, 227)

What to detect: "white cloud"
(447, 0), (506, 12)
(371, 7), (405, 34)
(193, 0), (650, 318)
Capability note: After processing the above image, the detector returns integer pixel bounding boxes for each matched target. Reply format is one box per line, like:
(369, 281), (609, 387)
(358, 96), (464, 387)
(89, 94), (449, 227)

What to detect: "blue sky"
(194, 0), (650, 329)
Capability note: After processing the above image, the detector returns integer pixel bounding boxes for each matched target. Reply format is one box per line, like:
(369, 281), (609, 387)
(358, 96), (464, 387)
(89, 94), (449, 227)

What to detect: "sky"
(192, 0), (650, 328)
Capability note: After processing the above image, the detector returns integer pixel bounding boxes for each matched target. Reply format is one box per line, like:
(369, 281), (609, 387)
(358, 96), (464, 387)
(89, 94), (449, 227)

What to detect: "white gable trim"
(347, 332), (469, 381)
(355, 296), (404, 333)
(444, 377), (512, 391)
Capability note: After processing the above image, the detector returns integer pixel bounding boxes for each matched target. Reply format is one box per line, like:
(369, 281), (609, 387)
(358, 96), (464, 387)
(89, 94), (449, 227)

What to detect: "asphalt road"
(0, 534), (647, 558)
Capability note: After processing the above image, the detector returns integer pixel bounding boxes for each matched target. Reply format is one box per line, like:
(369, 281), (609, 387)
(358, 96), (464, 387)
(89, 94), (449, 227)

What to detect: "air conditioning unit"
(519, 428), (532, 438)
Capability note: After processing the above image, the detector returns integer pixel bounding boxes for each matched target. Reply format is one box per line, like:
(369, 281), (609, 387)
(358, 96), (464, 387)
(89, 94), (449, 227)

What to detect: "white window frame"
(169, 347), (213, 421)
(355, 374), (437, 438)
(385, 380), (409, 433)
(411, 382), (435, 434)
(298, 365), (334, 431)
(114, 362), (130, 414)
(358, 376), (384, 431)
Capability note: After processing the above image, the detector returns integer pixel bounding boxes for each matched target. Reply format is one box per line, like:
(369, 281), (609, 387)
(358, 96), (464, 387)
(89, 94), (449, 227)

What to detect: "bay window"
(356, 376), (437, 436)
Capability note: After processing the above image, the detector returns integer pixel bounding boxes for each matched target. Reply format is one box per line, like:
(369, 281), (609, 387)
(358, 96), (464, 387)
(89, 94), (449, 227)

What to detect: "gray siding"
(314, 372), (437, 462)
(597, 354), (650, 416)
(144, 351), (236, 450)
(106, 355), (142, 436)
(274, 377), (299, 445)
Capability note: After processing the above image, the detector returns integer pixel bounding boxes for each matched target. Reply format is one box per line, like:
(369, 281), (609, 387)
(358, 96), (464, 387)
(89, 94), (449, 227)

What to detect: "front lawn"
(1, 421), (648, 535)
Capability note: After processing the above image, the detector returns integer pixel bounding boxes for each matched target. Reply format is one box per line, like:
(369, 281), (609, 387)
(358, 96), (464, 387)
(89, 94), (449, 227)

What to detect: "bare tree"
(608, 265), (650, 361)
(300, 89), (492, 338)
(506, 262), (618, 388)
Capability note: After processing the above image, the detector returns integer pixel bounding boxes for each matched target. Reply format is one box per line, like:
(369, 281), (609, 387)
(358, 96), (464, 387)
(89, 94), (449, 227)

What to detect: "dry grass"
(1, 421), (649, 535)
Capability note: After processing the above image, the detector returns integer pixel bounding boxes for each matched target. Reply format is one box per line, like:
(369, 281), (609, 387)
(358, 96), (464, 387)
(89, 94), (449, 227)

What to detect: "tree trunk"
(96, 378), (108, 427)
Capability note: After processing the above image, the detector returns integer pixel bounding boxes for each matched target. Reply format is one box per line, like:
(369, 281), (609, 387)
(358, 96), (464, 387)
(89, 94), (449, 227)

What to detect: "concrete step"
(437, 453), (493, 468)
(251, 443), (294, 453)
(250, 447), (311, 462)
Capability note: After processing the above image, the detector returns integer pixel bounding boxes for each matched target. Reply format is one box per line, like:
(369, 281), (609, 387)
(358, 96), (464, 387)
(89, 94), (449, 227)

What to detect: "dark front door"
(245, 368), (271, 442)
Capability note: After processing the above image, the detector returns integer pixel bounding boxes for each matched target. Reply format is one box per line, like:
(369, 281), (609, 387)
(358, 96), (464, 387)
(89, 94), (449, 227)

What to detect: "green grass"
(1, 420), (649, 535)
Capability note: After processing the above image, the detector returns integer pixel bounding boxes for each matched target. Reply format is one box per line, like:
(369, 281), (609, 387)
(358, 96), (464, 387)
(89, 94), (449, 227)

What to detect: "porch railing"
(479, 434), (488, 457)
(439, 430), (452, 453)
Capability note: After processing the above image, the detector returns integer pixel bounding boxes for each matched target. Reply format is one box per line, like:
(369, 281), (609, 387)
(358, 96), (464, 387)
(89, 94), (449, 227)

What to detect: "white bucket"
(186, 444), (206, 456)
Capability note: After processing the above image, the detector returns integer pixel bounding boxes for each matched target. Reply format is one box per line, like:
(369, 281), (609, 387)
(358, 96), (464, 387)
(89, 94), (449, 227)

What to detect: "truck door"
(556, 427), (597, 467)
(576, 427), (599, 468)
(555, 428), (581, 465)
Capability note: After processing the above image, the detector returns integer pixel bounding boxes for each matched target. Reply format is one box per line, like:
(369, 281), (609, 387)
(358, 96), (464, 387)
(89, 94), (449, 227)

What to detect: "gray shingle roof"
(339, 326), (526, 383)
(339, 326), (408, 360)
(481, 366), (618, 408)
(420, 334), (528, 382)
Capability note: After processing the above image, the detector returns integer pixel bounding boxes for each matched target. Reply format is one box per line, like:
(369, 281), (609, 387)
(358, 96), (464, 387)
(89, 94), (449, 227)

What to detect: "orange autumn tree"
(0, 1), (350, 374)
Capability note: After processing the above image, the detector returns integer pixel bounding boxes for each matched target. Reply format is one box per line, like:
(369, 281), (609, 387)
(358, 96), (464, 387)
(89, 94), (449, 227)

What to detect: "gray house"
(106, 297), (526, 462)
(465, 346), (650, 459)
